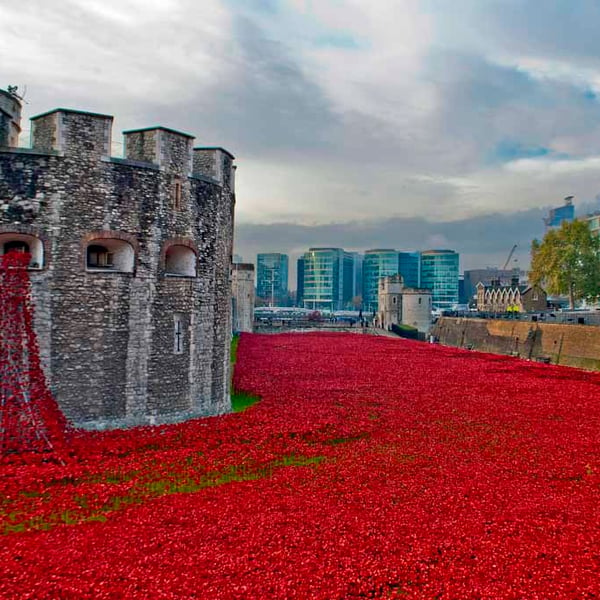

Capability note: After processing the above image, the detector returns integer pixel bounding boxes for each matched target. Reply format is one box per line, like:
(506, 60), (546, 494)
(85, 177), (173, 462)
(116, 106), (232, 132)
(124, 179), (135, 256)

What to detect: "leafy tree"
(351, 295), (363, 310)
(530, 220), (600, 309)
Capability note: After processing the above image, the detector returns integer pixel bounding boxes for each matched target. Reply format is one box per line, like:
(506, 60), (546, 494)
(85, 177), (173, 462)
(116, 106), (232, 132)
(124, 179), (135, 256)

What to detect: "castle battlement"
(123, 126), (194, 176)
(3, 106), (236, 187)
(31, 108), (113, 157)
(0, 100), (237, 429)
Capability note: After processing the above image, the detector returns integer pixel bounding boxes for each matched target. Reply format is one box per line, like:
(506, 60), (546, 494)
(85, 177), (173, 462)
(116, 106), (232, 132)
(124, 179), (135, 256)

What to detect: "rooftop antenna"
(6, 85), (27, 103)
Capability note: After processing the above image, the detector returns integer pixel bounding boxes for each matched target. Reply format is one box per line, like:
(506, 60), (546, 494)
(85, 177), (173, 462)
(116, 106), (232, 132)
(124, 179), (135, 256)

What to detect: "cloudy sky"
(4, 0), (600, 282)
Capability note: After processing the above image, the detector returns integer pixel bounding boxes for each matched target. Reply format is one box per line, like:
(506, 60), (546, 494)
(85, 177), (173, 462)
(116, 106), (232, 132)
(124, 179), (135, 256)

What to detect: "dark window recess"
(4, 240), (29, 254)
(174, 315), (184, 354)
(87, 244), (114, 268)
(173, 179), (182, 210)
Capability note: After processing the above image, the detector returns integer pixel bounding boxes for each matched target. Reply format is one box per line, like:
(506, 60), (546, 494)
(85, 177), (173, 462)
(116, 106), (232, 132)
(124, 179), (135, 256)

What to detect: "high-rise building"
(296, 256), (305, 306)
(362, 249), (400, 312)
(348, 252), (363, 306)
(544, 196), (575, 230)
(398, 252), (420, 288)
(301, 248), (353, 311)
(256, 253), (289, 306)
(420, 249), (459, 309)
(581, 212), (600, 237)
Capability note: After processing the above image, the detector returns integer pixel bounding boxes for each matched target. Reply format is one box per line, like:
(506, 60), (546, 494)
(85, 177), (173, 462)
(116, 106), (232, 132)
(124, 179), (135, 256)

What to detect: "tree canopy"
(530, 220), (600, 309)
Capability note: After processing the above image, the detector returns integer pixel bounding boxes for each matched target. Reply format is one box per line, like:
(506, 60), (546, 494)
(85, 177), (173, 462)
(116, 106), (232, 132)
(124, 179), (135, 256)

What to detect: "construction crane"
(502, 244), (518, 270)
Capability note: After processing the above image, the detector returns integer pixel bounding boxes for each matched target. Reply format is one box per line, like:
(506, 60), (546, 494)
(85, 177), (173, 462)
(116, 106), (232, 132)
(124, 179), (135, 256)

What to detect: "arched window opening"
(87, 244), (113, 268)
(85, 238), (134, 273)
(165, 245), (197, 277)
(4, 240), (30, 254)
(0, 233), (44, 268)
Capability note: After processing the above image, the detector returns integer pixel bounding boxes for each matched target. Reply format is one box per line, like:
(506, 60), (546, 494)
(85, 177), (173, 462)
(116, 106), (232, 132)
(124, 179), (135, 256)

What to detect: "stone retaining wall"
(432, 317), (600, 371)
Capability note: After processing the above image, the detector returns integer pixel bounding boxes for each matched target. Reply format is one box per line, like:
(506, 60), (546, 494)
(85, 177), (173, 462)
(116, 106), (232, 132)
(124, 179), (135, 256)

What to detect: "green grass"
(1, 454), (325, 535)
(231, 392), (261, 412)
(230, 333), (261, 412)
(394, 323), (418, 332)
(230, 334), (239, 364)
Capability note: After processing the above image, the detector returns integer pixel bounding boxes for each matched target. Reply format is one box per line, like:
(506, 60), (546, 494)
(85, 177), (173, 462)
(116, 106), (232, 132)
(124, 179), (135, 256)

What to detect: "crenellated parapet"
(193, 147), (235, 191)
(124, 126), (194, 176)
(31, 109), (113, 158)
(0, 102), (237, 429)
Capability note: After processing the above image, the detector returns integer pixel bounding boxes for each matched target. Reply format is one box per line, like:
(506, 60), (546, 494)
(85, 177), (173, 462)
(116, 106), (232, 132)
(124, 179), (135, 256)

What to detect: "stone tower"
(0, 104), (236, 429)
(401, 289), (432, 333)
(0, 87), (22, 148)
(377, 274), (404, 329)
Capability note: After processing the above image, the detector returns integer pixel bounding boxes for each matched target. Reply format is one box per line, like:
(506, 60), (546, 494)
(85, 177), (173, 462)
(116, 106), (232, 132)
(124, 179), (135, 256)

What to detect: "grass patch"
(232, 392), (261, 412)
(2, 454), (325, 535)
(231, 334), (239, 364)
(230, 333), (262, 412)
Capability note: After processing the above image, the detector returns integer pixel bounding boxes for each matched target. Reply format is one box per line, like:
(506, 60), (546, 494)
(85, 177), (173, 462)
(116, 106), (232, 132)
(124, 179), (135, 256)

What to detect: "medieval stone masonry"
(0, 90), (236, 428)
(231, 263), (255, 334)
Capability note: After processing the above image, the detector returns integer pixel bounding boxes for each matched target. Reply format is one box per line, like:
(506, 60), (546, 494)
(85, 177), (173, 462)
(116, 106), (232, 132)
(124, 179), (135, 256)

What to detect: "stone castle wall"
(433, 317), (600, 371)
(402, 290), (432, 333)
(232, 264), (255, 333)
(0, 108), (236, 428)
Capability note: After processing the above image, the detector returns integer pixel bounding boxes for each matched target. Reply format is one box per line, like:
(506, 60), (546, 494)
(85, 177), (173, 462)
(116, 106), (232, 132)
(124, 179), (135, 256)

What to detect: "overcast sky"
(4, 0), (600, 282)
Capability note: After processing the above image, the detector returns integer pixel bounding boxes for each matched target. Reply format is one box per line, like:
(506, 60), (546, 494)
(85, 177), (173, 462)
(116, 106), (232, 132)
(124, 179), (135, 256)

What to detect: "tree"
(530, 220), (600, 309)
(351, 295), (363, 310)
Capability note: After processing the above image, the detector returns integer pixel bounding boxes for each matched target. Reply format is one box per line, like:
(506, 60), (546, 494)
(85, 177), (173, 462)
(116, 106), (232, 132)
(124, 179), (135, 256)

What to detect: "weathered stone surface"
(433, 317), (600, 370)
(232, 264), (255, 333)
(0, 108), (236, 429)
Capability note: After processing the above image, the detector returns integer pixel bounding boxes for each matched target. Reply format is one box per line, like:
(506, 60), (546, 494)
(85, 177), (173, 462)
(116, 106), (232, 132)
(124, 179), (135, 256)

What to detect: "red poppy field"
(2, 332), (600, 598)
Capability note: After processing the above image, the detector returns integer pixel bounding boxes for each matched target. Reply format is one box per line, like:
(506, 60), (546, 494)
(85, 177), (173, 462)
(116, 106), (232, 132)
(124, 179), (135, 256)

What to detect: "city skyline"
(5, 1), (600, 278)
(252, 247), (457, 301)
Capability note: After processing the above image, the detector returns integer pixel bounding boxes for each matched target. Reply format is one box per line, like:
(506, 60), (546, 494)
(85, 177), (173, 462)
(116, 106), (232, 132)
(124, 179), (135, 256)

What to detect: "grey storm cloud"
(193, 15), (340, 155)
(233, 206), (551, 284)
(3, 0), (600, 264)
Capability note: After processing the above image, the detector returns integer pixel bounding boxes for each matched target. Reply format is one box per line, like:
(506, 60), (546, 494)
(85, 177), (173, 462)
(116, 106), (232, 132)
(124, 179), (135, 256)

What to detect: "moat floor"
(2, 332), (600, 599)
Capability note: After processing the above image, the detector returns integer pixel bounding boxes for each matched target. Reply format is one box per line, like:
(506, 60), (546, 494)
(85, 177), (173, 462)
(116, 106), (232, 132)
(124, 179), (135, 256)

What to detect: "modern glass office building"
(362, 249), (400, 312)
(544, 196), (575, 229)
(296, 256), (305, 306)
(301, 248), (353, 311)
(420, 249), (459, 309)
(398, 251), (420, 288)
(256, 253), (289, 305)
(348, 252), (363, 304)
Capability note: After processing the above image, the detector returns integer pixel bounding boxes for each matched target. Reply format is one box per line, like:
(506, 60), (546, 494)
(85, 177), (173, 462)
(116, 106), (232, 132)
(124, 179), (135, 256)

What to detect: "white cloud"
(4, 0), (600, 264)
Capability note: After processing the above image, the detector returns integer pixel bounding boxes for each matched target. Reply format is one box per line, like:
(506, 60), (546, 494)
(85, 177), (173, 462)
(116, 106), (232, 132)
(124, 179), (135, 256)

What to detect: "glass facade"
(348, 252), (363, 303)
(420, 250), (459, 309)
(302, 248), (353, 311)
(398, 252), (420, 288)
(583, 213), (600, 238)
(296, 257), (305, 306)
(256, 253), (289, 306)
(362, 250), (400, 312)
(544, 197), (575, 229)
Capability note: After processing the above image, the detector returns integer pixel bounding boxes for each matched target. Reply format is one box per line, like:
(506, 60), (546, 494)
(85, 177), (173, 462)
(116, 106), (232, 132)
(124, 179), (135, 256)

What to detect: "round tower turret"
(0, 87), (23, 148)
